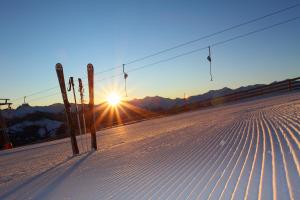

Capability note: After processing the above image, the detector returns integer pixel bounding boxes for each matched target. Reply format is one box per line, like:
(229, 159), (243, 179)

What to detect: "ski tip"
(55, 63), (63, 70)
(87, 63), (94, 70)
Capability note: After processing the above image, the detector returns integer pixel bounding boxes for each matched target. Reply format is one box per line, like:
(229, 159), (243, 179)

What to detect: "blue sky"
(0, 0), (299, 107)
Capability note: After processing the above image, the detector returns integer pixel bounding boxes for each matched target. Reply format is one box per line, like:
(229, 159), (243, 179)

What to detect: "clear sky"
(0, 0), (299, 107)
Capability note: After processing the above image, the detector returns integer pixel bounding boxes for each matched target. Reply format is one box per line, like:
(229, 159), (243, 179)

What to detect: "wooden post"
(55, 63), (79, 155)
(87, 63), (97, 150)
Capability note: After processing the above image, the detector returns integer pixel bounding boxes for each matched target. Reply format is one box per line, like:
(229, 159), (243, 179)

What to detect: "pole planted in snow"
(69, 77), (84, 152)
(78, 78), (88, 151)
(55, 63), (79, 155)
(87, 63), (97, 150)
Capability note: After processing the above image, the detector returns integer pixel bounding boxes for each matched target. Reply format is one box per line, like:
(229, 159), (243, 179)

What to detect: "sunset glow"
(106, 92), (121, 106)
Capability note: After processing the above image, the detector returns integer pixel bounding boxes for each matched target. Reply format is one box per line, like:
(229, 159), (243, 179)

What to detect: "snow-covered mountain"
(9, 119), (62, 138)
(1, 84), (265, 118)
(2, 103), (65, 119)
(130, 84), (264, 110)
(130, 96), (182, 110)
(187, 87), (233, 104)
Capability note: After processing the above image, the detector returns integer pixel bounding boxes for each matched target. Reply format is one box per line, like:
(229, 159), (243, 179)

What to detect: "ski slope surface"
(0, 92), (299, 200)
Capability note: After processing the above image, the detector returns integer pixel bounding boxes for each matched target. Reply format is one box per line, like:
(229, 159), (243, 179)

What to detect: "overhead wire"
(28, 92), (61, 103)
(22, 16), (300, 104)
(11, 86), (58, 102)
(91, 16), (299, 100)
(93, 16), (299, 84)
(9, 3), (300, 105)
(123, 3), (299, 65)
(128, 16), (300, 73)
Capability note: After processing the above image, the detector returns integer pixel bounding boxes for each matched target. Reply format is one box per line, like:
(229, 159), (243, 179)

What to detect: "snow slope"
(0, 92), (299, 200)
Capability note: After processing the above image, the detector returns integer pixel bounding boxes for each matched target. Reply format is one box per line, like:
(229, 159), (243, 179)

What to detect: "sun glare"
(107, 92), (121, 106)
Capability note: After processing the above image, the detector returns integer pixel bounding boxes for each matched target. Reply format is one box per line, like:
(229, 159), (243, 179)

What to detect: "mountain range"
(2, 83), (265, 118)
(6, 80), (300, 147)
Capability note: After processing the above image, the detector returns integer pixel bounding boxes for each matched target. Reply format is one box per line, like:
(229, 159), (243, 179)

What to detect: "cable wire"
(10, 3), (300, 104)
(92, 3), (300, 75)
(24, 16), (300, 105)
(124, 4), (299, 65)
(28, 92), (61, 103)
(93, 16), (299, 83)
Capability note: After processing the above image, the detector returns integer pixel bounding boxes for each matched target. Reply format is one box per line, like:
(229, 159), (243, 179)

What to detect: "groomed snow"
(0, 92), (299, 200)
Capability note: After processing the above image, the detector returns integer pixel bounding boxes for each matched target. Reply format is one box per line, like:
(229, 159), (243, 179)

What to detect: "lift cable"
(12, 16), (300, 105)
(94, 16), (299, 84)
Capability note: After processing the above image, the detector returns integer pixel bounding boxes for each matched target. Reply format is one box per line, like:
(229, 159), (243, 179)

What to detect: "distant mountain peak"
(3, 83), (267, 118)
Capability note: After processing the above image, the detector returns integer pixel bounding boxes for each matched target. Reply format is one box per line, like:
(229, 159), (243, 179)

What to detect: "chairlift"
(207, 46), (213, 81)
(123, 64), (128, 97)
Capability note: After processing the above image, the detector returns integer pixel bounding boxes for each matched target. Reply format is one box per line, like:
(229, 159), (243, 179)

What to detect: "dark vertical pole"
(78, 78), (88, 151)
(87, 63), (97, 150)
(69, 77), (84, 152)
(207, 46), (213, 81)
(55, 63), (79, 155)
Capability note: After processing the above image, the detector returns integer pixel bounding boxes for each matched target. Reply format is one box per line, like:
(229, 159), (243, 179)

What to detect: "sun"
(106, 92), (121, 106)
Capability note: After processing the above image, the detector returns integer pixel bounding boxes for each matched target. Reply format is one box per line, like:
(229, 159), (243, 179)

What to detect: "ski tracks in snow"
(0, 93), (299, 200)
(102, 95), (300, 200)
